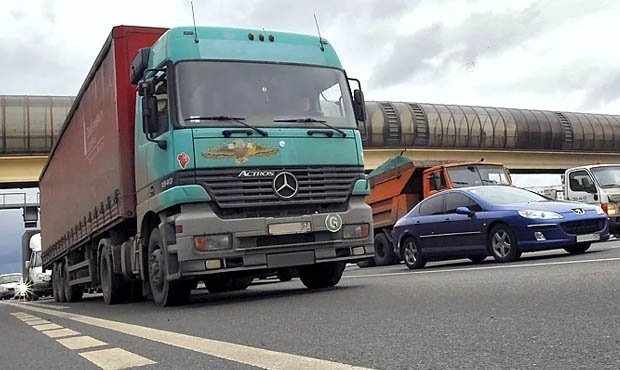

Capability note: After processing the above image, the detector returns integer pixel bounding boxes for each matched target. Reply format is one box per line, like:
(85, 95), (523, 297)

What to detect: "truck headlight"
(343, 224), (370, 239)
(518, 210), (563, 219)
(194, 234), (231, 251)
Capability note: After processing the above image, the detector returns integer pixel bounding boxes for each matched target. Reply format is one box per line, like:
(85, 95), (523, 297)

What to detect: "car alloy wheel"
(402, 238), (426, 269)
(491, 230), (512, 257)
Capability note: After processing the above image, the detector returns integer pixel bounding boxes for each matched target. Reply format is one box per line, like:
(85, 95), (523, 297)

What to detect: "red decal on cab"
(177, 152), (190, 169)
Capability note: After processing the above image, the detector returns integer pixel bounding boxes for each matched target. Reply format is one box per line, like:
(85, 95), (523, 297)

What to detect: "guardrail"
(0, 192), (39, 209)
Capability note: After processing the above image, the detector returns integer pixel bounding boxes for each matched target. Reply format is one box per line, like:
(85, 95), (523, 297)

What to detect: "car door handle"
(443, 218), (451, 222)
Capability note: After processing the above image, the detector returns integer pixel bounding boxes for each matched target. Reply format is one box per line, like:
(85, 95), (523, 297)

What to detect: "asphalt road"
(1, 239), (619, 369)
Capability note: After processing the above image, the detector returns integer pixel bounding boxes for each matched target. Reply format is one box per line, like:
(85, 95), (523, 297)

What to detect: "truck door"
(442, 193), (486, 254)
(567, 170), (599, 204)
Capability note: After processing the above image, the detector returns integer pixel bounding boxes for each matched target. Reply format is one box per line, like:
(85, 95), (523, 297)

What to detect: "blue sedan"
(392, 186), (610, 269)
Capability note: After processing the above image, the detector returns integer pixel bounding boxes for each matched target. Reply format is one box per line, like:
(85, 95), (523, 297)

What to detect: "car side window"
(419, 194), (445, 216)
(445, 193), (483, 213)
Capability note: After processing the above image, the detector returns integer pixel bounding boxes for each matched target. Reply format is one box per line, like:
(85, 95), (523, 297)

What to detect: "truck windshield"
(591, 166), (620, 188)
(176, 61), (357, 129)
(447, 165), (510, 187)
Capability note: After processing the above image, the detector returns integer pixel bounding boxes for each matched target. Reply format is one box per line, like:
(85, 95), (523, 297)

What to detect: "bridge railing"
(0, 191), (39, 209)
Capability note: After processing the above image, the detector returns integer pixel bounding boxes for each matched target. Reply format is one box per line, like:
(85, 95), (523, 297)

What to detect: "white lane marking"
(79, 348), (156, 370)
(345, 256), (620, 279)
(32, 323), (62, 331)
(11, 312), (37, 319)
(9, 303), (373, 370)
(23, 319), (51, 325)
(43, 328), (80, 338)
(19, 301), (70, 310)
(57, 336), (107, 350)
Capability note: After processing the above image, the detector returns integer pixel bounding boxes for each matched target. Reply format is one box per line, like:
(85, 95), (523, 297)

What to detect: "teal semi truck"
(40, 26), (374, 306)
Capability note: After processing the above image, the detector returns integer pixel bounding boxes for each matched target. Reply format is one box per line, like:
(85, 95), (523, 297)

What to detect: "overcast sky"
(1, 0), (617, 273)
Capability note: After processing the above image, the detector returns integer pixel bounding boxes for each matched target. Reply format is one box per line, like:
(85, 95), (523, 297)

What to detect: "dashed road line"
(9, 304), (373, 370)
(10, 312), (156, 370)
(43, 328), (81, 338)
(344, 256), (620, 279)
(19, 301), (70, 310)
(57, 336), (107, 350)
(80, 348), (156, 370)
(32, 323), (62, 331)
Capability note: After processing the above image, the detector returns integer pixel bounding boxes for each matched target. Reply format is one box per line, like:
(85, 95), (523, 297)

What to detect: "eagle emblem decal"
(202, 139), (278, 164)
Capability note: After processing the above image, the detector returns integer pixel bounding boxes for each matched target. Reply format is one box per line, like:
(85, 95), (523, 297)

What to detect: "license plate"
(576, 233), (600, 242)
(268, 221), (312, 235)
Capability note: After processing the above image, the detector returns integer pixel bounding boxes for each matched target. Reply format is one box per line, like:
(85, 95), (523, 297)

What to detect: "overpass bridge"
(2, 95), (620, 188)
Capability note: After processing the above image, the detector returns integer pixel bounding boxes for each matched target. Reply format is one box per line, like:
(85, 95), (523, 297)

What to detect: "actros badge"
(324, 214), (343, 233)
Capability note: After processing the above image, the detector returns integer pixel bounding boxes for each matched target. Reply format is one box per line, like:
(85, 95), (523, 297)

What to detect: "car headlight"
(518, 210), (563, 219)
(595, 206), (605, 215)
(343, 223), (370, 239)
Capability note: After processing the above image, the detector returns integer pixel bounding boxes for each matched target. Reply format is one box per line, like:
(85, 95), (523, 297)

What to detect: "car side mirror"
(456, 207), (474, 216)
(25, 261), (31, 269)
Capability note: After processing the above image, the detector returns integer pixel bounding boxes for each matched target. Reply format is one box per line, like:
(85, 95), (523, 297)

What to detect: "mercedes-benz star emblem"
(273, 172), (298, 199)
(572, 208), (585, 215)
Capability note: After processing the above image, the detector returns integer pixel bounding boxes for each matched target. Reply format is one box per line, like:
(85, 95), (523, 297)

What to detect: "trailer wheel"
(63, 261), (83, 302)
(299, 262), (345, 289)
(100, 246), (124, 305)
(54, 264), (67, 303)
(148, 228), (191, 306)
(373, 233), (399, 266)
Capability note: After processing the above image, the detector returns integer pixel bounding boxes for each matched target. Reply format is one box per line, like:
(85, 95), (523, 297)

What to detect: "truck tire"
(276, 269), (294, 282)
(299, 262), (345, 289)
(99, 246), (125, 305)
(564, 242), (591, 254)
(488, 224), (521, 263)
(373, 233), (398, 266)
(63, 261), (83, 302)
(148, 228), (191, 306)
(54, 264), (67, 303)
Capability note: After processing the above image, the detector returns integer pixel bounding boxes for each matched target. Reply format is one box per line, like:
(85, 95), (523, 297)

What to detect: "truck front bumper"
(172, 197), (374, 277)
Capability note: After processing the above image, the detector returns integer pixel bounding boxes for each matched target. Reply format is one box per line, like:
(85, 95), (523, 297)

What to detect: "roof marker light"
(248, 32), (254, 41)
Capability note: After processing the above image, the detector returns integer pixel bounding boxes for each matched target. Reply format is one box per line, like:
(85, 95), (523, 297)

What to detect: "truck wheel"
(63, 262), (83, 302)
(373, 233), (398, 266)
(54, 264), (67, 303)
(564, 243), (591, 254)
(299, 262), (345, 289)
(148, 228), (191, 306)
(488, 224), (521, 263)
(100, 247), (124, 305)
(402, 237), (426, 269)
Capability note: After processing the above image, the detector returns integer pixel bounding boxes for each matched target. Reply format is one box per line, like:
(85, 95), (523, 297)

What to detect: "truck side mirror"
(353, 89), (367, 123)
(25, 261), (31, 269)
(139, 79), (158, 136)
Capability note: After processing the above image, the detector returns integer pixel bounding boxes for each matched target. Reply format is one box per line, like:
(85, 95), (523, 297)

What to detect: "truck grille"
(194, 166), (364, 218)
(561, 219), (606, 235)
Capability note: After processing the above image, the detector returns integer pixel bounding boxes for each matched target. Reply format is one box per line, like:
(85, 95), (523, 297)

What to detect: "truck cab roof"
(150, 26), (342, 69)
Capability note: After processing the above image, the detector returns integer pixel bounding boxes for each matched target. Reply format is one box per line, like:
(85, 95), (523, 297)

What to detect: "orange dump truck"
(362, 156), (512, 266)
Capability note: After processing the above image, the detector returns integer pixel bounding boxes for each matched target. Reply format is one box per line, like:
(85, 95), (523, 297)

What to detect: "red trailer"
(40, 26), (167, 265)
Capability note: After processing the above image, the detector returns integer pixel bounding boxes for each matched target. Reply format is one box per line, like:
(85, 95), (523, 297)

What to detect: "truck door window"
(569, 170), (595, 192)
(430, 171), (446, 191)
(418, 194), (445, 216)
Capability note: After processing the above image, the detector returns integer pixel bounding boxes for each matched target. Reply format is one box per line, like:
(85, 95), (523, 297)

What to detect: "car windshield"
(591, 166), (620, 188)
(176, 61), (357, 128)
(0, 274), (21, 284)
(469, 186), (547, 204)
(447, 165), (511, 187)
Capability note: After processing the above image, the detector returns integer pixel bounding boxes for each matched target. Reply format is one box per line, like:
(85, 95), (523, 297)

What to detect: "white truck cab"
(563, 164), (620, 237)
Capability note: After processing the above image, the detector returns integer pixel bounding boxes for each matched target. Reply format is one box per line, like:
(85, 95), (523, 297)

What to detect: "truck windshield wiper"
(273, 117), (346, 137)
(185, 116), (268, 136)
